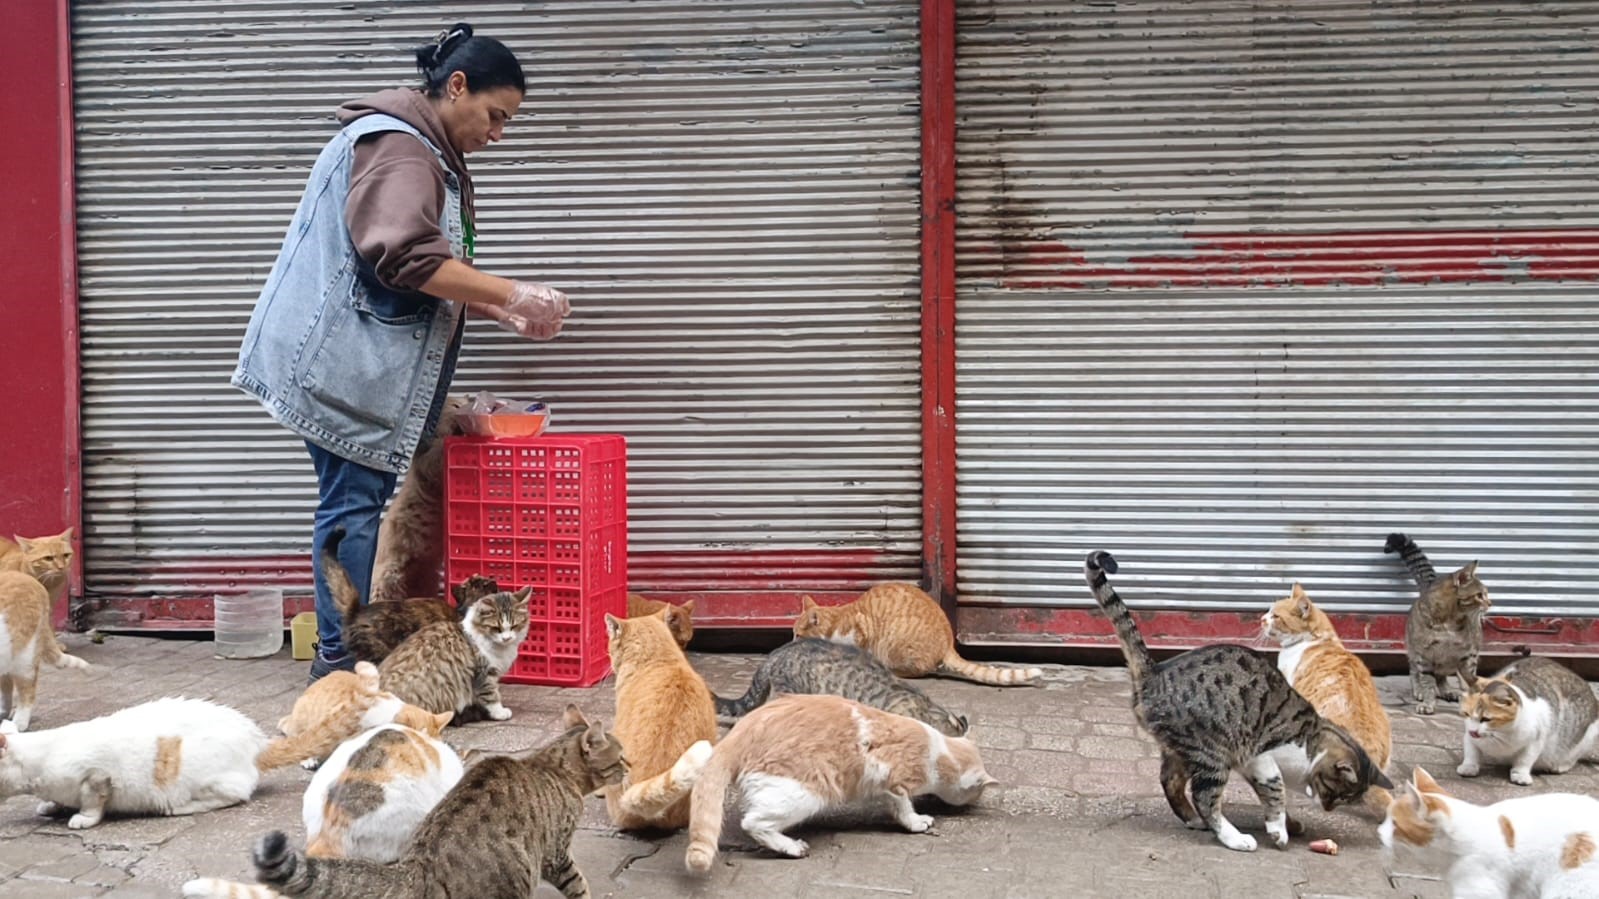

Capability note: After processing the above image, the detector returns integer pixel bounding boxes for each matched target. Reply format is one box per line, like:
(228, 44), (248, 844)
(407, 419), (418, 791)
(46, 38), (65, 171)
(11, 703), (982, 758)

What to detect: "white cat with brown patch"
(1380, 766), (1599, 898)
(684, 693), (996, 872)
(0, 570), (89, 731)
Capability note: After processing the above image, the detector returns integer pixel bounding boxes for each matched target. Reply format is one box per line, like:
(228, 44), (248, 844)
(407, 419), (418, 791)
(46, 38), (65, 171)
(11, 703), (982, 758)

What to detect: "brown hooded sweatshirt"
(335, 88), (475, 292)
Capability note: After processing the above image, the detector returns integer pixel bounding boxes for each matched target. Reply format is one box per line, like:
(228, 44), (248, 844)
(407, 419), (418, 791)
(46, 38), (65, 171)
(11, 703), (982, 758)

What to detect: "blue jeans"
(307, 441), (397, 660)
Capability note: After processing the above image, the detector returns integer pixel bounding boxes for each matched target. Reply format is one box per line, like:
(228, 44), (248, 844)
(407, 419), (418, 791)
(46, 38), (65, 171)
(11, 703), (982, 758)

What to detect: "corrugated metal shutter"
(72, 1), (922, 614)
(955, 1), (1599, 618)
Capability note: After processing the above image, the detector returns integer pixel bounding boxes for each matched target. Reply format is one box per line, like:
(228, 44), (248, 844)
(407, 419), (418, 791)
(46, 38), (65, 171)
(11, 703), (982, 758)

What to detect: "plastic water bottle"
(213, 587), (285, 659)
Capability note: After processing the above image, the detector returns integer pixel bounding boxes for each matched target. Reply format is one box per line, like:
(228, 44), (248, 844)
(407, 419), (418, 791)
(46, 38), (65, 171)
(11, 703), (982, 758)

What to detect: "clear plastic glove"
(499, 281), (570, 340)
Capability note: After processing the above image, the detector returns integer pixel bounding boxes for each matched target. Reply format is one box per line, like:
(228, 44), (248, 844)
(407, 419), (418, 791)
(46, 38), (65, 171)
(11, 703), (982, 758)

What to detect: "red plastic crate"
(445, 433), (627, 687)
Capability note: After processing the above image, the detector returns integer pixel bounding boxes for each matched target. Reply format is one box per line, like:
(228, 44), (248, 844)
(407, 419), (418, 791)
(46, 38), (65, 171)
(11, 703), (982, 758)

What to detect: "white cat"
(1380, 766), (1599, 899)
(1457, 657), (1599, 786)
(0, 696), (277, 828)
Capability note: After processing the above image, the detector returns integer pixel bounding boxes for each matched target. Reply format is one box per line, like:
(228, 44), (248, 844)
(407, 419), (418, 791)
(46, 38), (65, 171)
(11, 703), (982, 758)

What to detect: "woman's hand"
(501, 281), (570, 340)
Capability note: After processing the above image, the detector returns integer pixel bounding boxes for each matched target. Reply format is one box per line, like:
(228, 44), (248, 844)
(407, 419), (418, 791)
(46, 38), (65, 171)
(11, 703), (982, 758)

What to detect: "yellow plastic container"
(290, 611), (319, 661)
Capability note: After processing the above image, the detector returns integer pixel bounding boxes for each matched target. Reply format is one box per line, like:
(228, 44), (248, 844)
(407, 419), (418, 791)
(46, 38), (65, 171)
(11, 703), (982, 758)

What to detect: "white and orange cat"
(685, 693), (996, 872)
(1262, 582), (1393, 811)
(274, 661), (451, 770)
(604, 610), (716, 830)
(794, 584), (1041, 685)
(1, 529), (79, 663)
(0, 571), (89, 731)
(1380, 766), (1599, 898)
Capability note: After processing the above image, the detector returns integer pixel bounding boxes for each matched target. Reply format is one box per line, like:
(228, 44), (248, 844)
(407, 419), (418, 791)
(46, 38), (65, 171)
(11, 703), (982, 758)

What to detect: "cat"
(0, 529), (77, 660)
(1386, 532), (1491, 715)
(1261, 582), (1393, 812)
(275, 660), (453, 769)
(627, 592), (694, 648)
(369, 395), (470, 605)
(714, 638), (969, 736)
(1380, 766), (1599, 899)
(792, 583), (1042, 685)
(1085, 551), (1392, 852)
(181, 721), (463, 899)
(376, 583), (532, 723)
(0, 571), (89, 731)
(247, 704), (626, 899)
(327, 524), (500, 663)
(1457, 655), (1599, 786)
(684, 693), (995, 871)
(603, 609), (718, 830)
(0, 696), (301, 828)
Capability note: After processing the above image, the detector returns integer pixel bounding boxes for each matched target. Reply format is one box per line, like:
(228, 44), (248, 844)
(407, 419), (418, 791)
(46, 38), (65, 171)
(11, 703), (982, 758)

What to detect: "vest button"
(412, 328), (425, 340)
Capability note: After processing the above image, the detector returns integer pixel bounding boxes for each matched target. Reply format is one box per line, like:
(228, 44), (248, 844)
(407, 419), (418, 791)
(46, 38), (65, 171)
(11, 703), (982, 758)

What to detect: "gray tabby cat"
(713, 638), (969, 736)
(1385, 532), (1490, 715)
(373, 580), (532, 724)
(1458, 656), (1599, 786)
(251, 704), (626, 899)
(1085, 551), (1392, 852)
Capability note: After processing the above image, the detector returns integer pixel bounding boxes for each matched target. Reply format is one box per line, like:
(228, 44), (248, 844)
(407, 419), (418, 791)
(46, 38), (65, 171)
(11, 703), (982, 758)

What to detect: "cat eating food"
(1458, 655), (1599, 786)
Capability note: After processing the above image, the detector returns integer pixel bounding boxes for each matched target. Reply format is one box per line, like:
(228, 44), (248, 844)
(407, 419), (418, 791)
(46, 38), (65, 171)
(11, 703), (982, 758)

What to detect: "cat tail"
(713, 664), (773, 718)
(1383, 532), (1437, 586)
(1084, 551), (1153, 690)
(180, 877), (282, 899)
(253, 831), (409, 898)
(685, 740), (739, 874)
(319, 528), (363, 625)
(38, 632), (88, 671)
(255, 723), (342, 772)
(936, 652), (1042, 686)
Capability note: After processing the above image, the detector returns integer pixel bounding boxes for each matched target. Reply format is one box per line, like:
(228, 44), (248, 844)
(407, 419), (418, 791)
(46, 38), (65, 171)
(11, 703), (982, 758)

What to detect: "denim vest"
(231, 113), (466, 475)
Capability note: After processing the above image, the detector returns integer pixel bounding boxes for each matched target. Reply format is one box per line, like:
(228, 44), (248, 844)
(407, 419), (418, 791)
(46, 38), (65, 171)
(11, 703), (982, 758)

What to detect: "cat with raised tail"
(0, 697), (301, 829)
(1458, 656), (1599, 786)
(1084, 551), (1391, 852)
(684, 693), (995, 872)
(1385, 532), (1490, 714)
(247, 705), (626, 899)
(273, 660), (451, 769)
(1380, 766), (1599, 898)
(793, 583), (1042, 686)
(368, 395), (469, 606)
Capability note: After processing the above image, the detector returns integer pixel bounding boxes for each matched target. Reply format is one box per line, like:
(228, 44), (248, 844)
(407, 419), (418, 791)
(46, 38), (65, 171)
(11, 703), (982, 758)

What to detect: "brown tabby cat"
(627, 592), (694, 648)
(326, 525), (499, 663)
(604, 610), (717, 830)
(793, 584), (1042, 685)
(0, 530), (75, 658)
(369, 396), (469, 605)
(0, 571), (88, 731)
(1262, 583), (1393, 813)
(273, 661), (452, 769)
(1385, 533), (1491, 715)
(376, 583), (531, 723)
(250, 705), (627, 899)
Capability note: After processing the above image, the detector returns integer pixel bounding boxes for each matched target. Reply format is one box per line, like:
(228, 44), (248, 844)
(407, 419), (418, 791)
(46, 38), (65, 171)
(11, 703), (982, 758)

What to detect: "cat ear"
(1456, 562), (1478, 584)
(432, 711), (453, 732)
(563, 703), (590, 730)
(801, 596), (818, 611)
(13, 537), (30, 551)
(58, 527), (74, 543)
(680, 600), (695, 614)
(1412, 766), (1444, 795)
(512, 586), (532, 603)
(604, 614), (624, 641)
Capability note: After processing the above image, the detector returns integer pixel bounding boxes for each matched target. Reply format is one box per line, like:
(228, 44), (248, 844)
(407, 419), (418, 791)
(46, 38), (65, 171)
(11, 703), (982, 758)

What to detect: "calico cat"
(275, 660), (452, 769)
(793, 583), (1042, 685)
(182, 721), (463, 899)
(369, 396), (470, 605)
(714, 638), (969, 736)
(604, 609), (717, 830)
(376, 584), (532, 722)
(0, 571), (89, 731)
(248, 705), (626, 899)
(1458, 656), (1599, 786)
(1262, 582), (1393, 812)
(0, 529), (77, 660)
(1085, 551), (1392, 852)
(326, 527), (500, 664)
(1, 696), (299, 828)
(627, 592), (694, 648)
(1386, 532), (1491, 714)
(685, 693), (995, 871)
(1380, 766), (1599, 898)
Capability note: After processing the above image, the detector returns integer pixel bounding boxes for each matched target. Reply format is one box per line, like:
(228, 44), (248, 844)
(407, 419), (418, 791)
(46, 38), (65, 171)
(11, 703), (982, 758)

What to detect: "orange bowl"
(469, 412), (548, 437)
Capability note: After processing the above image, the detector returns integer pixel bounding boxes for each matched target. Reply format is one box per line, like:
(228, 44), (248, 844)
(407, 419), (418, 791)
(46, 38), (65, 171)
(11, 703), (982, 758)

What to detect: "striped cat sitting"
(1085, 552), (1391, 852)
(714, 638), (969, 736)
(1458, 655), (1599, 786)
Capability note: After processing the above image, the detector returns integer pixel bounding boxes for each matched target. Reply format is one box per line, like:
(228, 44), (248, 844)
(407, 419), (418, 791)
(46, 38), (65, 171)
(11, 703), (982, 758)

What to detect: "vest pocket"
(296, 296), (420, 432)
(351, 272), (437, 325)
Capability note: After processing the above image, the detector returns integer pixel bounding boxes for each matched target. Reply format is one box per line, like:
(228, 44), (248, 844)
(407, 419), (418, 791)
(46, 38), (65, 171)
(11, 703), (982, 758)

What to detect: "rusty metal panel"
(954, 1), (1599, 619)
(72, 1), (922, 607)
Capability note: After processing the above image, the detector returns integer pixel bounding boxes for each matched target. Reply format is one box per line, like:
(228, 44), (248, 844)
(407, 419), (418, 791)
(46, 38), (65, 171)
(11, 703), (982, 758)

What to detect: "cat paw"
(1415, 702), (1436, 716)
(487, 704), (513, 721)
(1510, 770), (1534, 786)
(905, 813), (935, 833)
(35, 801), (61, 817)
(672, 741), (715, 783)
(1217, 832), (1257, 853)
(1456, 763), (1480, 778)
(1265, 818), (1290, 849)
(1183, 818), (1210, 831)
(1439, 689), (1461, 702)
(785, 839), (810, 858)
(67, 813), (100, 830)
(300, 757), (322, 771)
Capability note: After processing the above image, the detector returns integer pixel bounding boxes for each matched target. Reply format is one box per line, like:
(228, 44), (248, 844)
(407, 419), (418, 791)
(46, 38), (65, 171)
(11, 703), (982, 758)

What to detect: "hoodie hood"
(337, 88), (473, 216)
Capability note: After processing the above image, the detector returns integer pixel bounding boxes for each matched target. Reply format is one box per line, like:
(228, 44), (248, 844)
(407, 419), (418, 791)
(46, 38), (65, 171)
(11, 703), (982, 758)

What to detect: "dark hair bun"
(414, 22), (474, 76)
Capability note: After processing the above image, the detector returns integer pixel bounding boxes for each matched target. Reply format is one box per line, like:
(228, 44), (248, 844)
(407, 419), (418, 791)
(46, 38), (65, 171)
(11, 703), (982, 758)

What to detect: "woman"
(232, 24), (566, 680)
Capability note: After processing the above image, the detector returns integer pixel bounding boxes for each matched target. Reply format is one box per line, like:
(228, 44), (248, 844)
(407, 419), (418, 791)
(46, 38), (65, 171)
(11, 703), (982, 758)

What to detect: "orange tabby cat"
(794, 584), (1042, 686)
(0, 530), (76, 659)
(370, 397), (469, 604)
(269, 660), (452, 770)
(1262, 582), (1393, 812)
(604, 609), (716, 830)
(627, 593), (694, 648)
(0, 571), (88, 731)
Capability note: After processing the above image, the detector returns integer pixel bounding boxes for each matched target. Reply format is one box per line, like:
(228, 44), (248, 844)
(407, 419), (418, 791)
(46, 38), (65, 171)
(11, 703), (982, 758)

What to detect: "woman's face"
(438, 72), (524, 155)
